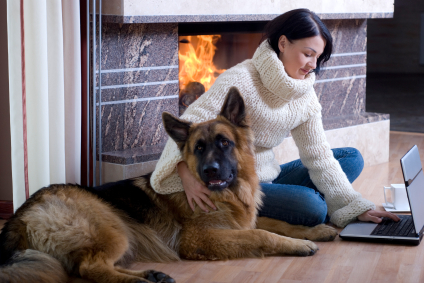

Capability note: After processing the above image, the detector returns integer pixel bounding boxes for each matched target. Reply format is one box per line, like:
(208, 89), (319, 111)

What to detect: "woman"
(151, 9), (398, 228)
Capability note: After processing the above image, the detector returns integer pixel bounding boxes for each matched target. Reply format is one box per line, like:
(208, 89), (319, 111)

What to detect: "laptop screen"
(401, 145), (424, 236)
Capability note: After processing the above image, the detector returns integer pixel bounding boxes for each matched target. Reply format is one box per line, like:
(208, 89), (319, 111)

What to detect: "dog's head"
(162, 87), (255, 192)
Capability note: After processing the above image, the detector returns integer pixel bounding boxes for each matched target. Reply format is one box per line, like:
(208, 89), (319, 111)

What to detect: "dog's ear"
(219, 87), (247, 127)
(162, 112), (192, 146)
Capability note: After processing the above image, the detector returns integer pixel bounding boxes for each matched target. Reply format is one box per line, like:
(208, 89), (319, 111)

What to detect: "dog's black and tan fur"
(0, 87), (337, 283)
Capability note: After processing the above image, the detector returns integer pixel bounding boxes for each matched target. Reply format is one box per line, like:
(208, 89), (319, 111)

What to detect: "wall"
(0, 0), (13, 201)
(367, 0), (424, 73)
(99, 0), (394, 16)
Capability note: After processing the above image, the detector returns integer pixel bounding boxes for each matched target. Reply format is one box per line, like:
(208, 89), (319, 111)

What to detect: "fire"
(179, 35), (226, 92)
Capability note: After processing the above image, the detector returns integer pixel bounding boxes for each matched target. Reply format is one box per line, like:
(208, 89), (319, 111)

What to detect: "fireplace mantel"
(96, 0), (394, 23)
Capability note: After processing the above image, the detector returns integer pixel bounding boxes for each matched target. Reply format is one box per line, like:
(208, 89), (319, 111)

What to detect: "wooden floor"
(3, 132), (424, 283)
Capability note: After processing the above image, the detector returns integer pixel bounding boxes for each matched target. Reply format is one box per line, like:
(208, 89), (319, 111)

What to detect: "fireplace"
(92, 4), (393, 184)
(178, 22), (266, 114)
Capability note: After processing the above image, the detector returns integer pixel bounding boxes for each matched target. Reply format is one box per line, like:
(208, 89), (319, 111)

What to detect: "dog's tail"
(0, 249), (68, 283)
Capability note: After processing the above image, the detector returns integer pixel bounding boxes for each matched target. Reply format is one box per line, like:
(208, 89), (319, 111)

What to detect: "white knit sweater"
(151, 41), (375, 227)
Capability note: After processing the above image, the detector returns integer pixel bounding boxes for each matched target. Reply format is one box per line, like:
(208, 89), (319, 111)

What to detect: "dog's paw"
(306, 224), (338, 242)
(145, 270), (175, 283)
(288, 238), (319, 256)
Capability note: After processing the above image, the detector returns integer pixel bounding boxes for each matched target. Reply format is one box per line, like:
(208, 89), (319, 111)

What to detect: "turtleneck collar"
(252, 40), (315, 102)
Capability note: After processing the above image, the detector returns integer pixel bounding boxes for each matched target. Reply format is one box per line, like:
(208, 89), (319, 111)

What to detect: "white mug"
(382, 184), (410, 212)
(383, 186), (395, 209)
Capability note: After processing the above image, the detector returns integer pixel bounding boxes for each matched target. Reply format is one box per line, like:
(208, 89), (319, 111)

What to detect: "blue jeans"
(258, 147), (364, 227)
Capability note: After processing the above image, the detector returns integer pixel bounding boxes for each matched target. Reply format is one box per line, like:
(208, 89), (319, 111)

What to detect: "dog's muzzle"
(202, 162), (234, 191)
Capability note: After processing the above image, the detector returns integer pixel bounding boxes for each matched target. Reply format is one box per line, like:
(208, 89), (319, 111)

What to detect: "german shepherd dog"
(0, 87), (338, 283)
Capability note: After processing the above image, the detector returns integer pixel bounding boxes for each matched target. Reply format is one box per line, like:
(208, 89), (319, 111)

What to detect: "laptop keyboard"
(371, 215), (416, 237)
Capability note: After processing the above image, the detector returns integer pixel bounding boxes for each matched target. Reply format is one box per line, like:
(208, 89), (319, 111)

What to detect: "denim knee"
(345, 147), (364, 170)
(334, 147), (364, 183)
(259, 184), (328, 227)
(301, 192), (328, 227)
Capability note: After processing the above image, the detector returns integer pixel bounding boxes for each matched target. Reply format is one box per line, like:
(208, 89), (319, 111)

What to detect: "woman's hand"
(357, 209), (400, 223)
(177, 161), (217, 213)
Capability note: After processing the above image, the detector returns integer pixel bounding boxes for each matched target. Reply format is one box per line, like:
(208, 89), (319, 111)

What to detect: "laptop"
(339, 145), (424, 245)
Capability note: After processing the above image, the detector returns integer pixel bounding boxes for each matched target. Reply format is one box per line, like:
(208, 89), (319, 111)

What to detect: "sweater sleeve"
(291, 109), (375, 227)
(150, 78), (233, 194)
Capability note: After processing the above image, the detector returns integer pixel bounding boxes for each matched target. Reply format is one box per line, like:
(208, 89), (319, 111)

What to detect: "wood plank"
(209, 265), (243, 282)
(370, 245), (405, 282)
(346, 251), (381, 283)
(230, 271), (261, 283)
(324, 265), (353, 283)
(255, 257), (294, 283)
(185, 262), (225, 283)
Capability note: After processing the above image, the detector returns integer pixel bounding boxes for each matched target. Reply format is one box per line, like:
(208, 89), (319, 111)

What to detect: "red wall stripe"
(20, 0), (29, 199)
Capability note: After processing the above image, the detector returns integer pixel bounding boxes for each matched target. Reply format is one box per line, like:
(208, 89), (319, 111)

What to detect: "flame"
(179, 35), (226, 92)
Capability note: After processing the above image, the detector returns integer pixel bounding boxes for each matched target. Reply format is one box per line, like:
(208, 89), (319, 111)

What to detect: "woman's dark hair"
(263, 9), (333, 75)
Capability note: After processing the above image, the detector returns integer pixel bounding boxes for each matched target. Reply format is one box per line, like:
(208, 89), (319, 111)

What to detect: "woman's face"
(278, 35), (325, 80)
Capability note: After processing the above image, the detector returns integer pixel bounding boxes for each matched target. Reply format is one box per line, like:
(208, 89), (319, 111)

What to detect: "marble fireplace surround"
(93, 0), (393, 183)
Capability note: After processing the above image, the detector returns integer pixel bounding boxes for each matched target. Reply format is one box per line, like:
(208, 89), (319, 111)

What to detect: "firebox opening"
(178, 21), (267, 115)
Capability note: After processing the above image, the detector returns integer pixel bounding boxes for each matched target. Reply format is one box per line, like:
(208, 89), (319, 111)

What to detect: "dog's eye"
(196, 145), (203, 151)
(221, 140), (229, 147)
